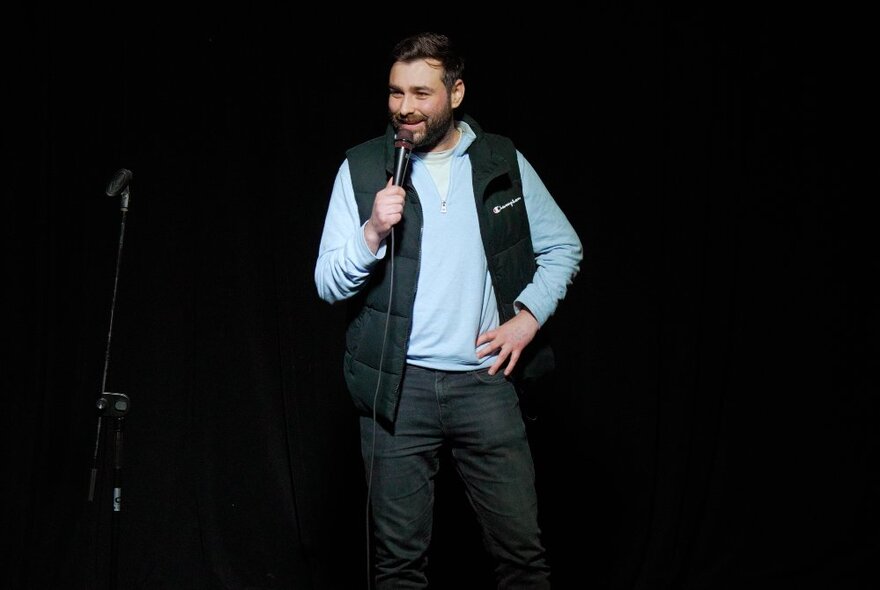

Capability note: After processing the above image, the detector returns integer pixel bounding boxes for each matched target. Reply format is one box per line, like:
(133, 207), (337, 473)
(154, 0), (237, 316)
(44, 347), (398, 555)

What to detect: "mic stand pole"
(88, 170), (133, 590)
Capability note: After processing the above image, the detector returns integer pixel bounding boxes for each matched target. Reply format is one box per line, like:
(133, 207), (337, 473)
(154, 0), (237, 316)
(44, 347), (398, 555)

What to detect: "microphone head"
(106, 168), (133, 197)
(394, 128), (414, 149)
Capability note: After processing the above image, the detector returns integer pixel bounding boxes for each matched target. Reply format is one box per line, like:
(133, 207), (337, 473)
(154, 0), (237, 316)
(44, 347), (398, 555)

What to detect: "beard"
(390, 101), (455, 151)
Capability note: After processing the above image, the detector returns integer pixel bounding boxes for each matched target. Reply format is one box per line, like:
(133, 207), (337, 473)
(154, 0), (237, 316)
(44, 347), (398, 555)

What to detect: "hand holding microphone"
(364, 129), (413, 254)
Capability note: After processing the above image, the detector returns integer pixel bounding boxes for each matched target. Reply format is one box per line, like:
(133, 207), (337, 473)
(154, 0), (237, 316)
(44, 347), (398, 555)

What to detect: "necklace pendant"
(440, 200), (447, 213)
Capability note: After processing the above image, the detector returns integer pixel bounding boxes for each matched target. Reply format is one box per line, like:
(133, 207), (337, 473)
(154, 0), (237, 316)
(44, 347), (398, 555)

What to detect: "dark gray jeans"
(360, 364), (551, 589)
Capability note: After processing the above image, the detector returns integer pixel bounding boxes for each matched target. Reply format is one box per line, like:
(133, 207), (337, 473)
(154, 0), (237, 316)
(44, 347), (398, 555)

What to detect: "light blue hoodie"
(315, 121), (582, 371)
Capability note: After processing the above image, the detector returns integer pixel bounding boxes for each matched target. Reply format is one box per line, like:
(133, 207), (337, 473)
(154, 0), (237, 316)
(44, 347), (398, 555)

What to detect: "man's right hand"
(364, 177), (406, 254)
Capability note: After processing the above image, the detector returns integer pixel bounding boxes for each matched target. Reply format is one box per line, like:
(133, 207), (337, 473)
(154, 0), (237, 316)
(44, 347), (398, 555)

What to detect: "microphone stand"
(88, 169), (133, 590)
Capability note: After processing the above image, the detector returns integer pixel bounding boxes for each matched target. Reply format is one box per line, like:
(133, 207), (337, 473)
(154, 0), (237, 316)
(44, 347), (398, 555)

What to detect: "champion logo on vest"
(493, 196), (522, 214)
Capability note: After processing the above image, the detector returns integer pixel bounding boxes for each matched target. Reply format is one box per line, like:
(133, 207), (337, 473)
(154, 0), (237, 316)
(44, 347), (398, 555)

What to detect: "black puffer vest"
(343, 115), (553, 428)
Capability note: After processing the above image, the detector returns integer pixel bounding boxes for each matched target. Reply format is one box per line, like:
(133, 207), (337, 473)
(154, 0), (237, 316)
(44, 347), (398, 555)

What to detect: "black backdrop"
(6, 6), (875, 590)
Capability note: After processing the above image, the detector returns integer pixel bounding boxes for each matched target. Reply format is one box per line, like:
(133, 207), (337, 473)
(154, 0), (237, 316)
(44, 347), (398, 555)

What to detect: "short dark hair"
(391, 32), (464, 92)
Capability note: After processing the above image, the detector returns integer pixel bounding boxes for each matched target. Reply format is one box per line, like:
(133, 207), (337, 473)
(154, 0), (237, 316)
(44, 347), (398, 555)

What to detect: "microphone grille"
(394, 128), (414, 148)
(106, 168), (133, 197)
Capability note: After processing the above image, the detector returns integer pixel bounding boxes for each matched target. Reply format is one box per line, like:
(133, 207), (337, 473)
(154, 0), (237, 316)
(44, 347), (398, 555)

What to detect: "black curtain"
(7, 6), (874, 590)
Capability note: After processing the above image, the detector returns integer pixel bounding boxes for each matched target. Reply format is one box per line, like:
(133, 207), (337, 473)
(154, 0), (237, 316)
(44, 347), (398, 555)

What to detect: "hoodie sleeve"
(314, 160), (388, 303)
(513, 151), (583, 326)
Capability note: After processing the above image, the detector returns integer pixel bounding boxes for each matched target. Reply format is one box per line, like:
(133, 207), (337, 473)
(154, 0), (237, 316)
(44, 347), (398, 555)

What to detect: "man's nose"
(398, 94), (416, 115)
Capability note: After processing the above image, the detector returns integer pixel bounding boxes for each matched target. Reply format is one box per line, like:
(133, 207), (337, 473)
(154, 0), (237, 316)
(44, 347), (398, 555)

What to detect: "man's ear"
(451, 79), (465, 109)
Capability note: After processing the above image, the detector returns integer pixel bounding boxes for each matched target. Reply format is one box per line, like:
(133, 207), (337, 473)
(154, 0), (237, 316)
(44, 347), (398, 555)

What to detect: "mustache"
(395, 116), (426, 125)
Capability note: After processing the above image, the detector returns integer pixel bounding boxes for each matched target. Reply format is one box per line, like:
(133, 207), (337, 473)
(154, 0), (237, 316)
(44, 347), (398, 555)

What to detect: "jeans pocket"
(470, 368), (509, 385)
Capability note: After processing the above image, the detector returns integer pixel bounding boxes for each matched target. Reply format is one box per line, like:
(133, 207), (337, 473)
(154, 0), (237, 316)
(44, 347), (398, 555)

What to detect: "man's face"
(388, 58), (463, 152)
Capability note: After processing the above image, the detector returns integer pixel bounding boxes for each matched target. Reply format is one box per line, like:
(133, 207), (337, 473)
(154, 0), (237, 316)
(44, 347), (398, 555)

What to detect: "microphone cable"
(364, 128), (411, 588)
(365, 222), (396, 590)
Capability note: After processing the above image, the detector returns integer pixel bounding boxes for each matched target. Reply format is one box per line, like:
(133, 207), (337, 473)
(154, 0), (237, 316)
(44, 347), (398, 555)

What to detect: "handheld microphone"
(392, 129), (414, 186)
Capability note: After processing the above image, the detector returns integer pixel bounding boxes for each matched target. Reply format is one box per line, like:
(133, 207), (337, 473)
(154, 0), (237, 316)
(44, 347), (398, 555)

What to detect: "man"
(315, 32), (582, 589)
